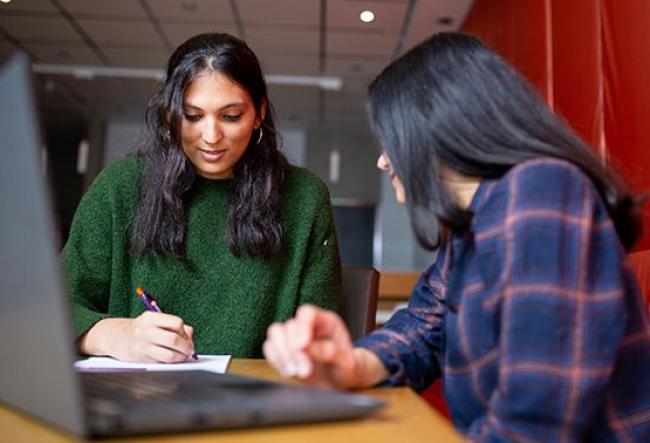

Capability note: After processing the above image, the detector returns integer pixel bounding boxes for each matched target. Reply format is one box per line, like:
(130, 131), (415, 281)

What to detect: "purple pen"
(135, 287), (161, 313)
(135, 287), (198, 360)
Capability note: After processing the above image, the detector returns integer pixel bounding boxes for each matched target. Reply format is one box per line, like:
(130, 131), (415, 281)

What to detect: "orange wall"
(463, 0), (650, 250)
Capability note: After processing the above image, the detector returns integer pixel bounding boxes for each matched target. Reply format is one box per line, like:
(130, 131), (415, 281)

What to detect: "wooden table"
(0, 359), (462, 442)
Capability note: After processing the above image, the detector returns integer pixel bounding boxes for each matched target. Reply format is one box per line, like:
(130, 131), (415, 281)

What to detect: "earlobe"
(256, 100), (268, 127)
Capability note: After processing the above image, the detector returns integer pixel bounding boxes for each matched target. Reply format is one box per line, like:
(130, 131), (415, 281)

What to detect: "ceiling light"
(0, 0), (12, 4)
(360, 10), (375, 23)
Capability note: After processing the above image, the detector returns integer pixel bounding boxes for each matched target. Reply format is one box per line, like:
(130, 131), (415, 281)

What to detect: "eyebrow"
(183, 102), (245, 111)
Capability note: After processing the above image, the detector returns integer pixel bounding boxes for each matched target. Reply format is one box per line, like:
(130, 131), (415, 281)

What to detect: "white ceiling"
(0, 0), (473, 133)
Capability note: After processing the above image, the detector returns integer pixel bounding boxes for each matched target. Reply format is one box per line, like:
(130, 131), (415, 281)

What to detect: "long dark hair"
(132, 33), (287, 260)
(367, 32), (641, 250)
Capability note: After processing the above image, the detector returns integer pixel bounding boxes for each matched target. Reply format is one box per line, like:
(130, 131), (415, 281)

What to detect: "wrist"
(79, 318), (126, 357)
(352, 347), (389, 388)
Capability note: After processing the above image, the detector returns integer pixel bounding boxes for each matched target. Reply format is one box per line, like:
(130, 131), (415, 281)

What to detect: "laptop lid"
(0, 53), (88, 436)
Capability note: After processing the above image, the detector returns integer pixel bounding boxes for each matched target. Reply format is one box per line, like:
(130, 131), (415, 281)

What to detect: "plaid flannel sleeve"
(356, 241), (449, 391)
(469, 160), (630, 442)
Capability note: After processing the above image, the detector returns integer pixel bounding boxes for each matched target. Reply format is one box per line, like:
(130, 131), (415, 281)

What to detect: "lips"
(198, 148), (226, 163)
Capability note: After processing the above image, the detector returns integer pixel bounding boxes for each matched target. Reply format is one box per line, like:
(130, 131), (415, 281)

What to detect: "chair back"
(628, 249), (650, 311)
(340, 267), (379, 340)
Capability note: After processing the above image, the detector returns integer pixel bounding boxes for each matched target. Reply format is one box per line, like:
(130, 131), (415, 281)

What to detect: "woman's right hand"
(263, 304), (388, 389)
(79, 312), (196, 363)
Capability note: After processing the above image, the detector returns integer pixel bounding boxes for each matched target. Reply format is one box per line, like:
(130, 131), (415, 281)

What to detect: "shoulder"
(82, 155), (143, 205)
(507, 157), (592, 196)
(472, 158), (608, 234)
(94, 155), (143, 184)
(280, 166), (333, 226)
(282, 165), (330, 202)
(90, 155), (143, 192)
(477, 158), (599, 213)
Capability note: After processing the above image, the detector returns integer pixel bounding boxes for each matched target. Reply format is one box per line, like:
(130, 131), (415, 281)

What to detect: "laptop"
(0, 53), (383, 438)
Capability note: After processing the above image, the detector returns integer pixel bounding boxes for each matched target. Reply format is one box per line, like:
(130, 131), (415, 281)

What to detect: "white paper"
(74, 355), (231, 374)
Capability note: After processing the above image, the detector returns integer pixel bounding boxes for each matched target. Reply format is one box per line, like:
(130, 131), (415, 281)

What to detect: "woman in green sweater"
(64, 33), (341, 362)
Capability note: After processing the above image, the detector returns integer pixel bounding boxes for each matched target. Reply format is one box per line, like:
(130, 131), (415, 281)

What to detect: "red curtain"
(462, 0), (550, 99)
(601, 1), (650, 249)
(462, 0), (650, 250)
(551, 0), (602, 150)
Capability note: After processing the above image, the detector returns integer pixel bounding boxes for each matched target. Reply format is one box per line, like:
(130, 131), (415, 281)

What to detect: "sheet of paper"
(74, 355), (231, 374)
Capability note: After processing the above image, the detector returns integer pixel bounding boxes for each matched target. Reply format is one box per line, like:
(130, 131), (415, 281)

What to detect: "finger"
(148, 328), (195, 358)
(149, 313), (187, 334)
(303, 340), (353, 371)
(292, 307), (356, 378)
(293, 305), (321, 348)
(304, 339), (338, 363)
(151, 314), (197, 351)
(296, 305), (349, 345)
(306, 309), (353, 350)
(285, 319), (313, 377)
(147, 344), (191, 363)
(262, 339), (285, 376)
(307, 311), (355, 368)
(265, 322), (295, 376)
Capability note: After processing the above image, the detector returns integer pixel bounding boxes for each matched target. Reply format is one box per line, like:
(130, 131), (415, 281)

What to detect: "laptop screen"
(0, 53), (87, 436)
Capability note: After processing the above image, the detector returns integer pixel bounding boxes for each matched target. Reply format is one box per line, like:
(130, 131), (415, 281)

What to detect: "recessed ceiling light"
(0, 0), (12, 4)
(360, 10), (375, 23)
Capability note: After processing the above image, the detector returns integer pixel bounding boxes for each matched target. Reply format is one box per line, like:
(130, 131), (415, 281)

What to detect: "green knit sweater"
(63, 156), (341, 358)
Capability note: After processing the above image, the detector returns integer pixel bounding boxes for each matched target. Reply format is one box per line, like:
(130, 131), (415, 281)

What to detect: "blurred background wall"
(1, 0), (478, 271)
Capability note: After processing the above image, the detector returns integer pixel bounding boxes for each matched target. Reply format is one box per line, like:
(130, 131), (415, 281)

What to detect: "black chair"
(340, 266), (380, 341)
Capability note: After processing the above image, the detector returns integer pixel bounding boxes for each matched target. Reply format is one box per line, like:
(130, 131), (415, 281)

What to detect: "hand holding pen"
(136, 287), (198, 361)
(78, 288), (198, 363)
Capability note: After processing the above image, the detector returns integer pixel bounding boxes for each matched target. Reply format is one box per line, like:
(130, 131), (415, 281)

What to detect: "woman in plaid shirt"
(263, 33), (650, 441)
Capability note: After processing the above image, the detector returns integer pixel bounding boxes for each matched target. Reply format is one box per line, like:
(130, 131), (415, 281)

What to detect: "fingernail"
(297, 361), (309, 378)
(284, 362), (296, 377)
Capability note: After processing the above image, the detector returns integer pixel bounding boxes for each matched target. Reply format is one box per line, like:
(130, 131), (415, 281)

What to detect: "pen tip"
(135, 287), (144, 296)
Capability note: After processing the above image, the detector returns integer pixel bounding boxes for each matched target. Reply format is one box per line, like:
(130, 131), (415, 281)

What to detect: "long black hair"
(132, 33), (287, 260)
(367, 32), (641, 251)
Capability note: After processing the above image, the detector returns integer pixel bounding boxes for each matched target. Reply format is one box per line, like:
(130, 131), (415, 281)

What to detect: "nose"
(377, 153), (390, 171)
(202, 118), (222, 144)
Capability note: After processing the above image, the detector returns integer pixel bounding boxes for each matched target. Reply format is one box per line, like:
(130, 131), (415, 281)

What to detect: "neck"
(440, 166), (482, 209)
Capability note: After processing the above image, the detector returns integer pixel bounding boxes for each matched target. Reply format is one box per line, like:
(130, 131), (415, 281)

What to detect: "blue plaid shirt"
(358, 158), (650, 442)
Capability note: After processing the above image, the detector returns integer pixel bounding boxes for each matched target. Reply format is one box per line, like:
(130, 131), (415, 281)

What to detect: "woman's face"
(179, 70), (264, 180)
(377, 153), (406, 203)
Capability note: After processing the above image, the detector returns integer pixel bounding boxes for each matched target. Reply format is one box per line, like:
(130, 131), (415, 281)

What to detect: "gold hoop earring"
(255, 127), (263, 145)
